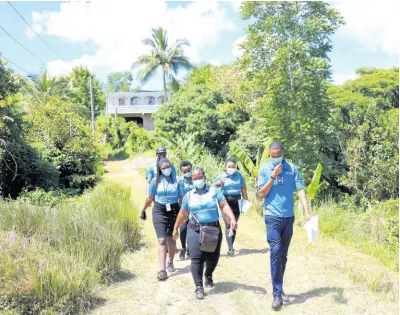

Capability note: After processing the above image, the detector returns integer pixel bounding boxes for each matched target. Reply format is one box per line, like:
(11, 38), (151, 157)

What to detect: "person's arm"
(172, 209), (189, 240)
(220, 201), (237, 230)
(297, 189), (311, 220)
(240, 174), (248, 200)
(258, 163), (282, 198)
(211, 175), (224, 188)
(140, 195), (154, 220)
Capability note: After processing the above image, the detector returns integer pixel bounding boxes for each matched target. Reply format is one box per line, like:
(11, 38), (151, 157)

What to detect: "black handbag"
(191, 213), (220, 253)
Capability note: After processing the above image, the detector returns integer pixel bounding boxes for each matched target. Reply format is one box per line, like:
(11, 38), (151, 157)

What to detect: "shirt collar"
(193, 185), (210, 194)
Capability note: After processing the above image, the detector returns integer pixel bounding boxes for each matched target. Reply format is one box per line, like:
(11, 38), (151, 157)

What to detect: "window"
(118, 98), (126, 106)
(157, 96), (165, 104)
(130, 97), (141, 105)
(109, 97), (115, 106)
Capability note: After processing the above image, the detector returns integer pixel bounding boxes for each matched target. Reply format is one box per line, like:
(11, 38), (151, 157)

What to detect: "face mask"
(226, 167), (236, 176)
(271, 156), (283, 166)
(161, 167), (172, 176)
(193, 179), (205, 189)
(183, 171), (192, 179)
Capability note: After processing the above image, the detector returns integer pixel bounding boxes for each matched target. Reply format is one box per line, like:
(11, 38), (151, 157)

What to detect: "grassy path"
(92, 154), (398, 315)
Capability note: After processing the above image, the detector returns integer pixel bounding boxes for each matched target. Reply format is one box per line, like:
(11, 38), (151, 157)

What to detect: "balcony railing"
(107, 105), (161, 115)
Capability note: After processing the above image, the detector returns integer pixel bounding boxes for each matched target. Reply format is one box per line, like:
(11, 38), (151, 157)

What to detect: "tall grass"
(0, 182), (141, 314)
(313, 198), (399, 271)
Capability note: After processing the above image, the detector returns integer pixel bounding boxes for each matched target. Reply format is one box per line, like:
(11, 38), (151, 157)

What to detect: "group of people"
(140, 142), (312, 310)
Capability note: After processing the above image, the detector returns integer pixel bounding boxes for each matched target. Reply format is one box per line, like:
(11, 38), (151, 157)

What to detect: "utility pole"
(90, 77), (95, 135)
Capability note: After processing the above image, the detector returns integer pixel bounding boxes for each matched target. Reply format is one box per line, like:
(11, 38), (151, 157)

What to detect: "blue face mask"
(161, 167), (172, 176)
(193, 179), (205, 189)
(183, 171), (192, 179)
(271, 156), (283, 166)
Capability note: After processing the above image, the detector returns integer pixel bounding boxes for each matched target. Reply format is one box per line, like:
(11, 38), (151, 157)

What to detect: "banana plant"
(158, 133), (203, 165)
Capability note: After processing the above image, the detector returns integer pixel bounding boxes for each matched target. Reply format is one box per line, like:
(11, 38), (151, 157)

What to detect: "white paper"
(228, 228), (234, 237)
(304, 216), (319, 243)
(238, 199), (252, 213)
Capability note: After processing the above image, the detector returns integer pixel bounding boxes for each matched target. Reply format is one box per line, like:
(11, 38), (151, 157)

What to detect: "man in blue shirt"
(258, 141), (311, 310)
(173, 167), (237, 300)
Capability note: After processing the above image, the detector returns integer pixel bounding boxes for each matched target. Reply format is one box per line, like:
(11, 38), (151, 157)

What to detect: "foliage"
(0, 182), (142, 313)
(328, 67), (399, 201)
(107, 72), (133, 92)
(306, 163), (328, 201)
(239, 1), (344, 183)
(96, 116), (153, 158)
(133, 27), (192, 100)
(0, 60), (23, 100)
(154, 65), (249, 156)
(68, 66), (105, 117)
(315, 198), (399, 271)
(26, 99), (102, 192)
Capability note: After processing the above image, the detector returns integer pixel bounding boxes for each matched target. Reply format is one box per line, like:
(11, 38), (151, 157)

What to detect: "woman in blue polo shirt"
(173, 167), (237, 300)
(140, 158), (183, 281)
(213, 158), (248, 256)
(178, 160), (194, 260)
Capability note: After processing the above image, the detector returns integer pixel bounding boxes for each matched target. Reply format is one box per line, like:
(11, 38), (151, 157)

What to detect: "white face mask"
(193, 179), (206, 189)
(226, 167), (236, 176)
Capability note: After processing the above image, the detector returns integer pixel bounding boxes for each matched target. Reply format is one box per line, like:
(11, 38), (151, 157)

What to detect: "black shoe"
(195, 286), (205, 300)
(227, 249), (235, 257)
(205, 276), (214, 288)
(282, 291), (289, 303)
(272, 295), (283, 310)
(179, 248), (186, 260)
(157, 270), (168, 281)
(187, 248), (190, 258)
(167, 261), (175, 272)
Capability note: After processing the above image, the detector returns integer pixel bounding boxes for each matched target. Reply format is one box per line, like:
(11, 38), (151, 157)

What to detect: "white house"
(106, 91), (170, 131)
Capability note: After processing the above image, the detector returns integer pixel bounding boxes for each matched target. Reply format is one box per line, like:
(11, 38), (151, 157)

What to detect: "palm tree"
(132, 27), (192, 101)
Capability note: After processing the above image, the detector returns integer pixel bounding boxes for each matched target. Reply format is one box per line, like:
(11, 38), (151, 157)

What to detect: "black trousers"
(187, 221), (222, 287)
(180, 219), (188, 249)
(223, 194), (241, 250)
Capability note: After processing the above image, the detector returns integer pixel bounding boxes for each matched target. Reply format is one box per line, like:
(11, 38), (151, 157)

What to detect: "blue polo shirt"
(148, 176), (182, 205)
(214, 171), (246, 196)
(178, 177), (194, 197)
(146, 163), (177, 181)
(181, 186), (226, 223)
(257, 159), (304, 217)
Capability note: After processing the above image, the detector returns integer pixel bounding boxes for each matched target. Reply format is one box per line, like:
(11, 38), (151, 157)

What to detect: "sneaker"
(205, 276), (214, 288)
(282, 291), (289, 303)
(227, 249), (235, 257)
(195, 286), (205, 300)
(272, 295), (283, 310)
(167, 261), (176, 273)
(179, 248), (186, 260)
(157, 270), (168, 281)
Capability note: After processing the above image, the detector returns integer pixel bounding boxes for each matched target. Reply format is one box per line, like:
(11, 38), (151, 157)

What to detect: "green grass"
(0, 182), (142, 314)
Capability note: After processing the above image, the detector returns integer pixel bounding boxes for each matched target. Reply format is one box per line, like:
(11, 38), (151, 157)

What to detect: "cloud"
(210, 59), (222, 66)
(29, 0), (236, 84)
(230, 0), (243, 12)
(232, 35), (246, 58)
(332, 72), (358, 85)
(333, 1), (400, 56)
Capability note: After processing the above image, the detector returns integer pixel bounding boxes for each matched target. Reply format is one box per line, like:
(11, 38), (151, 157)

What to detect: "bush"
(315, 198), (399, 271)
(0, 182), (142, 313)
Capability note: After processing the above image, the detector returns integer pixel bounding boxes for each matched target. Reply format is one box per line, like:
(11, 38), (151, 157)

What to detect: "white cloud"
(29, 0), (236, 85)
(230, 0), (243, 12)
(332, 72), (358, 85)
(333, 1), (400, 56)
(210, 59), (222, 66)
(232, 35), (246, 58)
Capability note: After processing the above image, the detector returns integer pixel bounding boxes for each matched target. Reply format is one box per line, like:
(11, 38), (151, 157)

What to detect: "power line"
(0, 24), (45, 65)
(0, 52), (30, 74)
(7, 1), (64, 60)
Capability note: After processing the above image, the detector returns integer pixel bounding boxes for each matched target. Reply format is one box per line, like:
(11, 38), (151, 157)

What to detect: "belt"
(189, 220), (219, 227)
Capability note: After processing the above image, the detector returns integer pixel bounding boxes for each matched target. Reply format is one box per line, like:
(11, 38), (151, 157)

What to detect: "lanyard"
(162, 177), (171, 196)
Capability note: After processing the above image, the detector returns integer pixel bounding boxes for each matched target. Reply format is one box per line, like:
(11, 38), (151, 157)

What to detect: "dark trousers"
(224, 194), (241, 250)
(265, 215), (294, 296)
(180, 219), (188, 249)
(187, 221), (222, 287)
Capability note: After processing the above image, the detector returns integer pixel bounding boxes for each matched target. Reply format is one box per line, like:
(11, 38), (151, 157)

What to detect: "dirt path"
(93, 155), (398, 315)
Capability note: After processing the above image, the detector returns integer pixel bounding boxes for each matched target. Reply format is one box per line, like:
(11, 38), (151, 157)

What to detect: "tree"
(0, 60), (23, 100)
(328, 67), (399, 201)
(153, 65), (249, 156)
(107, 72), (133, 92)
(69, 66), (105, 118)
(132, 27), (192, 101)
(239, 2), (344, 183)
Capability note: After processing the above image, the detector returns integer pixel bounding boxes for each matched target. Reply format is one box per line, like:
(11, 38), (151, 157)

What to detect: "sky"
(0, 1), (398, 90)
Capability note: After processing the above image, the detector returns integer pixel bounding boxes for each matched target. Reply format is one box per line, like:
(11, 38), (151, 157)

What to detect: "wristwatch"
(270, 175), (276, 180)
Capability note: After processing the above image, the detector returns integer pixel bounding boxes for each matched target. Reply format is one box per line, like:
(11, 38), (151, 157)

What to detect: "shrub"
(0, 182), (142, 313)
